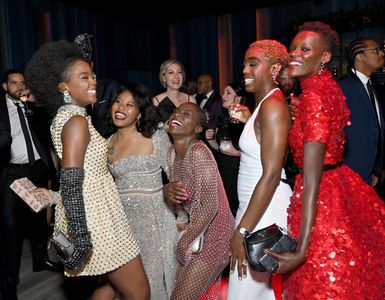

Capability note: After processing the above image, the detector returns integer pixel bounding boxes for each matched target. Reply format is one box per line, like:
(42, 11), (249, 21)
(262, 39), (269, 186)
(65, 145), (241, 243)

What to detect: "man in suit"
(338, 38), (385, 187)
(196, 73), (223, 130)
(0, 69), (59, 300)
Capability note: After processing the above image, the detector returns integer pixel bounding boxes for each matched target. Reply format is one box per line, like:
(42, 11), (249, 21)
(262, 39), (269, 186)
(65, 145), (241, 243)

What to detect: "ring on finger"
(241, 260), (248, 266)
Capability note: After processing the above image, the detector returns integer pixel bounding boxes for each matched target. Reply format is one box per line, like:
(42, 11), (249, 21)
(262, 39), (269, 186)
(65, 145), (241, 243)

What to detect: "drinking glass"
(19, 90), (33, 116)
(229, 97), (246, 123)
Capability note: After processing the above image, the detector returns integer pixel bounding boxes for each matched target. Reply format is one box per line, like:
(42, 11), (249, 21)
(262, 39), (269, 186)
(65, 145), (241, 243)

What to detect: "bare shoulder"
(153, 92), (166, 106)
(62, 115), (90, 141)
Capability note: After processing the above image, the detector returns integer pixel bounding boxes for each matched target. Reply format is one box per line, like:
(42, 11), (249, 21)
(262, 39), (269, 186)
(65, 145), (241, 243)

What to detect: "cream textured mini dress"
(51, 105), (139, 276)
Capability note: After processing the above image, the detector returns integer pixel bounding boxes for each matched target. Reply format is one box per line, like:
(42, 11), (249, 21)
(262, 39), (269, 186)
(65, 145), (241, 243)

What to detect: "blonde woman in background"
(153, 59), (196, 122)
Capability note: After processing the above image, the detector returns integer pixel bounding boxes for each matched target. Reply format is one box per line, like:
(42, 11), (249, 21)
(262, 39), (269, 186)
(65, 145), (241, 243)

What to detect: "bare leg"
(92, 281), (117, 300)
(107, 255), (150, 300)
(171, 258), (220, 300)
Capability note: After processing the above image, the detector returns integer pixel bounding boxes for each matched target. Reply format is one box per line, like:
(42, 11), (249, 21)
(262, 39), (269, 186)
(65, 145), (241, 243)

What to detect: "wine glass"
(19, 90), (33, 116)
(229, 97), (246, 123)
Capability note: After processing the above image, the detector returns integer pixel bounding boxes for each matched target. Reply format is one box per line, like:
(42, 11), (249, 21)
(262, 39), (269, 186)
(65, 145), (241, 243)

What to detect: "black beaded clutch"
(244, 224), (297, 273)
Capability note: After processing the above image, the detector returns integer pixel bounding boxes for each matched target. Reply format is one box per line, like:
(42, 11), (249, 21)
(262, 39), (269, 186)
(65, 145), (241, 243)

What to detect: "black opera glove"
(60, 168), (93, 270)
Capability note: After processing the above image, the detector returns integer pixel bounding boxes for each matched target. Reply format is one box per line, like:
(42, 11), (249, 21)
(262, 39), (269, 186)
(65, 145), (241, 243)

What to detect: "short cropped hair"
(249, 39), (289, 69)
(298, 21), (340, 58)
(2, 69), (24, 84)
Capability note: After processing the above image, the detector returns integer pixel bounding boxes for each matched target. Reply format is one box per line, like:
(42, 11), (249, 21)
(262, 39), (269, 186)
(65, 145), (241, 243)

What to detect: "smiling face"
(242, 46), (274, 94)
(59, 60), (97, 107)
(168, 102), (203, 138)
(288, 31), (331, 82)
(162, 63), (184, 90)
(111, 90), (140, 129)
(221, 85), (237, 109)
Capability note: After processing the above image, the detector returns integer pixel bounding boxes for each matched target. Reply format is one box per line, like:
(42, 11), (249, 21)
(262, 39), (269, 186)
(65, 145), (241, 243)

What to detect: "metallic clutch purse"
(51, 231), (75, 259)
(190, 235), (204, 253)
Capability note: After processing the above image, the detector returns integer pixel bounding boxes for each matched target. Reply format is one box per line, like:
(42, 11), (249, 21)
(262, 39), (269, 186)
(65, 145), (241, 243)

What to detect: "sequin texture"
(285, 69), (385, 299)
(108, 129), (178, 299)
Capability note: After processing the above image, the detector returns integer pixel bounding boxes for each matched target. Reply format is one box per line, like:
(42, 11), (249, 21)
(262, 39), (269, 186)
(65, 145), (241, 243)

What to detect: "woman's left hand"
(230, 231), (248, 280)
(219, 141), (240, 157)
(263, 249), (306, 274)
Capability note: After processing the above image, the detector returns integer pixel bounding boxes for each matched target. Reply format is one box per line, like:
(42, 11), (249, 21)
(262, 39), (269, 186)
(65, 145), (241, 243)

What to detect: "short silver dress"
(108, 129), (178, 299)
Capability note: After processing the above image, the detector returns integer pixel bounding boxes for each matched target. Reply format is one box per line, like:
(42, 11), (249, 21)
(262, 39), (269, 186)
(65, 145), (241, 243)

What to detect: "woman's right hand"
(230, 231), (248, 280)
(228, 103), (251, 123)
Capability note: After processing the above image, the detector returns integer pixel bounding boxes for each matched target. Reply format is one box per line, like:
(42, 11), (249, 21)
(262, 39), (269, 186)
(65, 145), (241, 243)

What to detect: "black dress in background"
(215, 109), (244, 216)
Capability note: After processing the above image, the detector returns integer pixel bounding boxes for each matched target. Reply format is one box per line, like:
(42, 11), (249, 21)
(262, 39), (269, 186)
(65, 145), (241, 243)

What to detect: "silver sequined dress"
(108, 129), (178, 299)
(51, 105), (139, 277)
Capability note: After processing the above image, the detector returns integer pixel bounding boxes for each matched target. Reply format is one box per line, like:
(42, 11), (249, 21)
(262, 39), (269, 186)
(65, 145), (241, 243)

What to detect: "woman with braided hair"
(25, 40), (149, 300)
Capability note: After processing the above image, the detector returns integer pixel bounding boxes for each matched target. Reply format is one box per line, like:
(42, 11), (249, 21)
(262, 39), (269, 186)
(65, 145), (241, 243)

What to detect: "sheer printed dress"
(284, 69), (385, 299)
(51, 105), (139, 276)
(168, 140), (234, 300)
(108, 129), (178, 299)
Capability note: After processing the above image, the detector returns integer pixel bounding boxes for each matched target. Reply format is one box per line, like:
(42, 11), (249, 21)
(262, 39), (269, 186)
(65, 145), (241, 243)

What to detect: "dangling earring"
(318, 63), (324, 75)
(63, 91), (72, 103)
(272, 73), (279, 85)
(271, 65), (280, 85)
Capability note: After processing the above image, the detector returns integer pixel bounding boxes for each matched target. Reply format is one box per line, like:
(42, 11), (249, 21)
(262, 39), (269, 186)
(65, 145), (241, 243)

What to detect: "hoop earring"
(318, 63), (324, 75)
(63, 91), (72, 104)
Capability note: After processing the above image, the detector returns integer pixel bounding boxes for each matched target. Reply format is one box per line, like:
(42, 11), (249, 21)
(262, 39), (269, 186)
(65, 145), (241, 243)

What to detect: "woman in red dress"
(266, 21), (385, 299)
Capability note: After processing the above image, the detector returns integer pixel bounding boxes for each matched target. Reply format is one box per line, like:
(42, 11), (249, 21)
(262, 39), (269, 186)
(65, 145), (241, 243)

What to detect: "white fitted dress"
(227, 88), (291, 300)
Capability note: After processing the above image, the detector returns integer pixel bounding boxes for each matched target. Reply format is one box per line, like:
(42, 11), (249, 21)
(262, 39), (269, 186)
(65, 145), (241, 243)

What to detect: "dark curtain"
(175, 16), (219, 90)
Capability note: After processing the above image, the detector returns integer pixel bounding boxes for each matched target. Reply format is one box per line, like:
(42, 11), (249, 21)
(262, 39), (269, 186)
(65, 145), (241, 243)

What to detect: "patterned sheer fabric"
(51, 105), (139, 276)
(285, 69), (385, 299)
(168, 141), (234, 300)
(108, 129), (178, 299)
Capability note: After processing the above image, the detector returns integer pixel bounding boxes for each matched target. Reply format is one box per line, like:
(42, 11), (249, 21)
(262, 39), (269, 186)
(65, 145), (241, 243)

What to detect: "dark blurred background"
(0, 0), (384, 93)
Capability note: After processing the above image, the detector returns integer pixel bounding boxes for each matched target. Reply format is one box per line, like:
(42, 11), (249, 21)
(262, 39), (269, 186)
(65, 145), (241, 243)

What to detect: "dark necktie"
(367, 81), (383, 172)
(15, 102), (35, 164)
(367, 80), (379, 124)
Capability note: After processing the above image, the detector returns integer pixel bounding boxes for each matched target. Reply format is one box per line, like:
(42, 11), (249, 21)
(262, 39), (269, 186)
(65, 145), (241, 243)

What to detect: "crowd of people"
(1, 20), (385, 300)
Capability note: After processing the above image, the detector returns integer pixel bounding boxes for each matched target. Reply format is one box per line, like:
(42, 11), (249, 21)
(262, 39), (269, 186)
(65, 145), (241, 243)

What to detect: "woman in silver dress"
(107, 82), (180, 299)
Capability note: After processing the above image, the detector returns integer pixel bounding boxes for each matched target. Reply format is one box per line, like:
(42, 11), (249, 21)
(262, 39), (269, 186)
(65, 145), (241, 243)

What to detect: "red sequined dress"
(284, 69), (385, 299)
